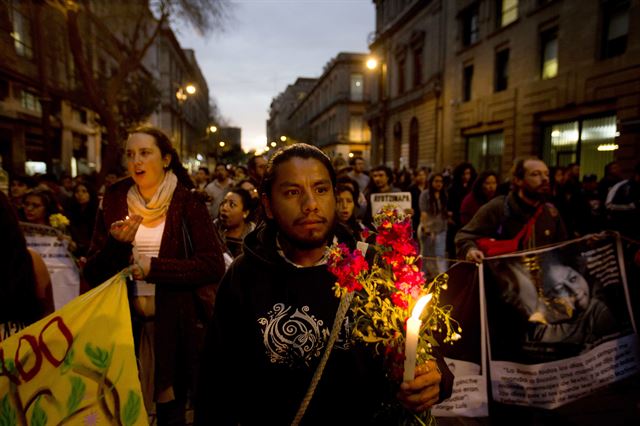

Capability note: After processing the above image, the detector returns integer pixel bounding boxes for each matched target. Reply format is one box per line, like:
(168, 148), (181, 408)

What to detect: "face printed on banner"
(541, 264), (590, 323)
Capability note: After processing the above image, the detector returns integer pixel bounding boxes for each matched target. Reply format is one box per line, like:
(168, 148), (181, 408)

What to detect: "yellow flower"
(49, 213), (70, 230)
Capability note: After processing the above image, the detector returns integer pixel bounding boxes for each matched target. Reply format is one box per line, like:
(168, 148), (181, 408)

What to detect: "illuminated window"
(21, 90), (41, 113)
(542, 115), (617, 178)
(541, 28), (558, 80)
(467, 132), (504, 176)
(497, 0), (518, 28)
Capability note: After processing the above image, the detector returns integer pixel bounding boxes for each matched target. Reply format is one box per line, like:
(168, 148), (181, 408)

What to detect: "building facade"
(288, 52), (372, 161)
(367, 0), (640, 178)
(267, 77), (317, 149)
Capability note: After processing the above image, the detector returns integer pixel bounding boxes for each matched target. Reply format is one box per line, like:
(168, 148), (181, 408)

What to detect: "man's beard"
(522, 185), (549, 202)
(279, 215), (337, 250)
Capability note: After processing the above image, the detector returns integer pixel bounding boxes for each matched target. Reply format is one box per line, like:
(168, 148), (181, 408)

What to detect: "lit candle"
(403, 294), (432, 382)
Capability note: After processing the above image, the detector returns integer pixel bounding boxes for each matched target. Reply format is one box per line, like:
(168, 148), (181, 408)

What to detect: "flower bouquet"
(328, 206), (460, 425)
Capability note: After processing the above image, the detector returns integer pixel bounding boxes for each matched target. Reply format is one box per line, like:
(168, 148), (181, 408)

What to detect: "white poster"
(370, 192), (412, 216)
(21, 223), (80, 310)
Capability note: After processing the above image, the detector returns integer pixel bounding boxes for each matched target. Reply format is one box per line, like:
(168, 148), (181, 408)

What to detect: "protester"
(460, 171), (499, 226)
(22, 186), (61, 226)
(205, 163), (234, 218)
(0, 191), (53, 331)
(247, 154), (268, 187)
(214, 187), (257, 258)
(363, 164), (400, 227)
(83, 125), (225, 425)
(335, 183), (366, 241)
(605, 161), (640, 240)
(456, 157), (567, 262)
(194, 166), (210, 190)
(409, 167), (429, 234)
(195, 143), (453, 425)
(67, 182), (99, 258)
(419, 173), (449, 278)
(347, 155), (370, 194)
(446, 162), (477, 258)
(9, 174), (36, 219)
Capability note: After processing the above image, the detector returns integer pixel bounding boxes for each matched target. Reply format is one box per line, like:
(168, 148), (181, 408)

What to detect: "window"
(463, 64), (474, 102)
(495, 49), (509, 92)
(9, 1), (33, 59)
(462, 4), (480, 46)
(541, 28), (558, 79)
(397, 58), (406, 95)
(350, 115), (364, 142)
(497, 0), (518, 28)
(413, 48), (423, 88)
(409, 118), (419, 170)
(21, 90), (41, 113)
(350, 73), (364, 101)
(542, 115), (618, 179)
(467, 132), (504, 175)
(393, 122), (402, 168)
(601, 0), (629, 59)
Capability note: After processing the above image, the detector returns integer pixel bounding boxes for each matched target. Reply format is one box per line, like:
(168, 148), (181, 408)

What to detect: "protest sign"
(0, 273), (147, 425)
(482, 233), (638, 409)
(370, 192), (412, 216)
(433, 261), (489, 417)
(21, 223), (80, 310)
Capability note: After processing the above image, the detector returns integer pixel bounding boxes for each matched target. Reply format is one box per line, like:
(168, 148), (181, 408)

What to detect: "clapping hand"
(110, 214), (143, 243)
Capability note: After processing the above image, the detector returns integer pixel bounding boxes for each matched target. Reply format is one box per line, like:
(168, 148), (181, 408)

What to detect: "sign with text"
(21, 223), (80, 310)
(433, 261), (488, 417)
(0, 273), (147, 425)
(370, 192), (412, 216)
(483, 233), (638, 409)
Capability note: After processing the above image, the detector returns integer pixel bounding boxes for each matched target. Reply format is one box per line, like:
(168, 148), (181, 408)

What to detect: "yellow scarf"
(127, 170), (178, 225)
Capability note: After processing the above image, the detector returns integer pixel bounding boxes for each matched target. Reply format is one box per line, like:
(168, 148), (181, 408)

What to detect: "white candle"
(403, 294), (432, 382)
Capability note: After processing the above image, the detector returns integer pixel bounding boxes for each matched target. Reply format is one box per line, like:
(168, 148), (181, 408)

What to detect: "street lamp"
(280, 135), (287, 142)
(175, 83), (197, 160)
(366, 54), (387, 165)
(209, 125), (218, 134)
(366, 57), (378, 70)
(270, 141), (277, 147)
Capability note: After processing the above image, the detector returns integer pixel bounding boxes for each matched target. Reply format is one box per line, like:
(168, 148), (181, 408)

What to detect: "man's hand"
(397, 360), (442, 413)
(465, 248), (484, 263)
(110, 214), (143, 243)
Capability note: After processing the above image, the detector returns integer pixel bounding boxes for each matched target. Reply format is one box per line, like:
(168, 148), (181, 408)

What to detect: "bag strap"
(519, 204), (545, 246)
(291, 291), (354, 426)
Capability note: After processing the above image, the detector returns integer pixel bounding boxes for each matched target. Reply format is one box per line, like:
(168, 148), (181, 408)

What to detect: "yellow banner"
(0, 273), (148, 425)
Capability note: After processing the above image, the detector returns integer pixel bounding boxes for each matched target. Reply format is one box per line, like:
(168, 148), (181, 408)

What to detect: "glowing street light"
(348, 152), (354, 158)
(270, 141), (277, 147)
(366, 57), (378, 70)
(209, 125), (218, 133)
(185, 84), (197, 95)
(219, 141), (226, 147)
(280, 136), (287, 142)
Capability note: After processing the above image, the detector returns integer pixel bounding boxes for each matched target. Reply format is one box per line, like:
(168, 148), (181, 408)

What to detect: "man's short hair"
(349, 156), (364, 167)
(512, 157), (543, 180)
(261, 143), (336, 198)
(198, 167), (210, 175)
(370, 165), (393, 183)
(248, 155), (265, 172)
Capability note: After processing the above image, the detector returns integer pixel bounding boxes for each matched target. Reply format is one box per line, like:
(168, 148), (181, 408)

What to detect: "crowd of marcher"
(2, 124), (639, 425)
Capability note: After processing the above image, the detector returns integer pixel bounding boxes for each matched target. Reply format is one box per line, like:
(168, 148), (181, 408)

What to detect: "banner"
(370, 192), (412, 215)
(483, 233), (639, 409)
(0, 273), (148, 425)
(433, 261), (488, 417)
(21, 223), (80, 310)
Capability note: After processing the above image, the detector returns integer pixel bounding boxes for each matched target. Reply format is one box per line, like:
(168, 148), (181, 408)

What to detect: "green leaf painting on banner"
(122, 391), (141, 426)
(67, 376), (86, 415)
(84, 343), (110, 370)
(0, 395), (16, 426)
(31, 398), (47, 426)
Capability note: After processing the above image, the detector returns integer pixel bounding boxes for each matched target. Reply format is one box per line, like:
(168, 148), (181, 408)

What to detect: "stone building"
(288, 52), (372, 161)
(267, 77), (317, 149)
(367, 0), (640, 178)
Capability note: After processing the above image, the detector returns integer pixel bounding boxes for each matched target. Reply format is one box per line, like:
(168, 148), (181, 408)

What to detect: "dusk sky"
(175, 0), (376, 152)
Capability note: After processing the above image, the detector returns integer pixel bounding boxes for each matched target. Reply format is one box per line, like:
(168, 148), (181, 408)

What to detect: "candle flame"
(125, 215), (130, 220)
(410, 294), (432, 320)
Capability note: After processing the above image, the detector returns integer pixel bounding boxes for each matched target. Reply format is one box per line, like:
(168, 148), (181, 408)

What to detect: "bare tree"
(46, 0), (230, 181)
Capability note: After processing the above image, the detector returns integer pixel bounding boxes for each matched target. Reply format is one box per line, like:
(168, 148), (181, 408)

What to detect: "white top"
(133, 221), (165, 296)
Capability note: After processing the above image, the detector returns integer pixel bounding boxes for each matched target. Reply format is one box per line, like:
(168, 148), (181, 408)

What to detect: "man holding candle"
(195, 144), (453, 425)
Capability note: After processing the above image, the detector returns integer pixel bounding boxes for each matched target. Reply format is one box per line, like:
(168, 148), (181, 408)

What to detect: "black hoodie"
(196, 222), (453, 425)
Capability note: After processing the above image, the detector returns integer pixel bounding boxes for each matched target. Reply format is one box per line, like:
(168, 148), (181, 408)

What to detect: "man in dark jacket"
(195, 144), (453, 425)
(456, 157), (567, 262)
